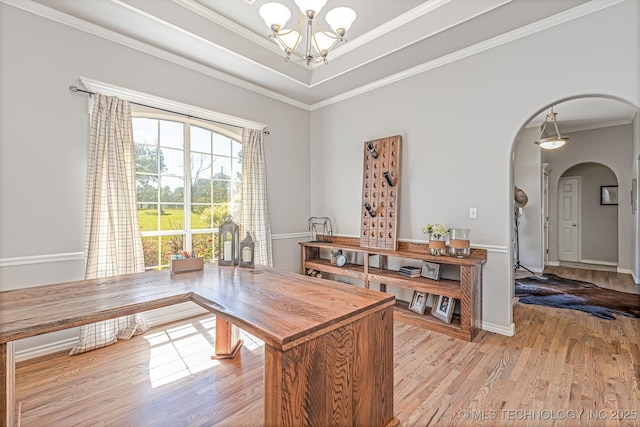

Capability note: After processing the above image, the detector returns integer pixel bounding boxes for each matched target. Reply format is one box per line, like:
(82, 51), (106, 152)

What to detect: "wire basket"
(308, 217), (333, 242)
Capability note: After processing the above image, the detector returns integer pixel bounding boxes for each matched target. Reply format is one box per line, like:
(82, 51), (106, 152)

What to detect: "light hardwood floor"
(15, 267), (640, 426)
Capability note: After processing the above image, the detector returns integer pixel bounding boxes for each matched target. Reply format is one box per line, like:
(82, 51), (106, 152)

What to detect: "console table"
(0, 264), (397, 427)
(301, 237), (486, 341)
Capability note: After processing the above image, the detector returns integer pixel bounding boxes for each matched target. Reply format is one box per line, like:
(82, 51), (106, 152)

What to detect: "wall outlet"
(469, 208), (477, 219)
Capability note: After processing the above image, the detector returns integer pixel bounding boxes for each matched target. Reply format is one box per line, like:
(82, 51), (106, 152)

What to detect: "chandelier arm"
(537, 119), (548, 140)
(276, 14), (303, 37)
(312, 34), (340, 57)
(271, 14), (304, 56)
(552, 116), (563, 138)
(272, 36), (292, 61)
(312, 19), (340, 40)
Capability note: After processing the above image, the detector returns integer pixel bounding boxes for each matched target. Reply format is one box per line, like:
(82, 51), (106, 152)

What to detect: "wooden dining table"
(0, 264), (397, 427)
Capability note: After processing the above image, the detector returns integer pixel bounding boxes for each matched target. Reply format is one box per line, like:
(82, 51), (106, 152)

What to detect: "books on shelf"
(398, 266), (421, 277)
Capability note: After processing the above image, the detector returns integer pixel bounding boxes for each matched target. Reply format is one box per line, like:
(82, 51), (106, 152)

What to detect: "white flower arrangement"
(422, 223), (450, 239)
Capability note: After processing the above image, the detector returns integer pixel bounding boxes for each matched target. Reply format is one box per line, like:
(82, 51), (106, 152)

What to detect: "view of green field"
(137, 207), (214, 231)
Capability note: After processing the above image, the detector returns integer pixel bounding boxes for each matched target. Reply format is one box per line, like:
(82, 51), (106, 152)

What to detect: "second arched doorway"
(557, 162), (618, 267)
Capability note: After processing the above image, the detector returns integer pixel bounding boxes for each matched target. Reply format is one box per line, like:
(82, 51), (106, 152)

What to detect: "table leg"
(211, 316), (243, 359)
(1, 342), (16, 427)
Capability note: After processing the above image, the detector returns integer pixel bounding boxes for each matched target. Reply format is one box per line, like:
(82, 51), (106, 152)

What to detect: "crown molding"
(308, 0), (511, 87)
(563, 119), (633, 133)
(1, 0), (626, 111)
(310, 0), (454, 67)
(173, 0), (456, 72)
(1, 0), (310, 110)
(110, 0), (309, 88)
(310, 0), (626, 110)
(172, 0), (286, 59)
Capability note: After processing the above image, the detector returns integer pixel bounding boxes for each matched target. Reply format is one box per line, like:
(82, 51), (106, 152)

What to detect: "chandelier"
(534, 106), (570, 150)
(259, 0), (356, 65)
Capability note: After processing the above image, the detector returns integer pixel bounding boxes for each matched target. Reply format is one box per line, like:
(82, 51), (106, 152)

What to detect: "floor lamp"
(514, 187), (535, 275)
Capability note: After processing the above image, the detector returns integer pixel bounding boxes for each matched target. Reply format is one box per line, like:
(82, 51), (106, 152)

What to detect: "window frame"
(133, 111), (243, 269)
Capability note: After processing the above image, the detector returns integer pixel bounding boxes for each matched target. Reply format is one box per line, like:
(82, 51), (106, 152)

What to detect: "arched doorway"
(512, 95), (639, 294)
(557, 163), (618, 267)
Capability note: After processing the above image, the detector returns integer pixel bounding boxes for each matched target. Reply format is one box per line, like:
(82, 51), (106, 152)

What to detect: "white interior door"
(558, 176), (580, 262)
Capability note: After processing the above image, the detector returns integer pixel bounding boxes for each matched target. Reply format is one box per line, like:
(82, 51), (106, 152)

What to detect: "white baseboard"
(581, 258), (618, 267)
(482, 321), (515, 336)
(616, 267), (633, 275)
(15, 337), (79, 362)
(15, 305), (209, 362)
(516, 266), (543, 274)
(548, 261), (560, 266)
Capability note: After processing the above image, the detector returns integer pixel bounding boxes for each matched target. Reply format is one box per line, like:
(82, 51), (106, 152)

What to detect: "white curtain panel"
(70, 93), (148, 355)
(241, 128), (273, 267)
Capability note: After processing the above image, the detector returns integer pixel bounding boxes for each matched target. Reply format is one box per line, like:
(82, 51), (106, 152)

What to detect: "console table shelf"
(304, 259), (366, 280)
(300, 237), (487, 341)
(393, 301), (467, 340)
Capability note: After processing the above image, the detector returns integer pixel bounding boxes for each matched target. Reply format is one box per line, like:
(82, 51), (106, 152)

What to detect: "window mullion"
(184, 123), (192, 253)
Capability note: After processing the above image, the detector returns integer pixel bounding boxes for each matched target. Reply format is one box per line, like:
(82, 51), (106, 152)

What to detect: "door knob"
(573, 224), (577, 227)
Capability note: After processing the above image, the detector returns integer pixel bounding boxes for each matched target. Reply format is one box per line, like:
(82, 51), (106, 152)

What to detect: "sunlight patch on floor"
(143, 316), (264, 387)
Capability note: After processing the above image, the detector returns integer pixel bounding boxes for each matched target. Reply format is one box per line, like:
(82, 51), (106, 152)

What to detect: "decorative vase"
(429, 234), (447, 256)
(449, 228), (471, 258)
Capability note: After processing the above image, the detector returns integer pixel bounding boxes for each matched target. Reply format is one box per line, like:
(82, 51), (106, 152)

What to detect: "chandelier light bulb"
(537, 138), (567, 150)
(312, 31), (335, 54)
(325, 7), (356, 34)
(294, 0), (327, 15)
(277, 29), (301, 53)
(259, 2), (291, 32)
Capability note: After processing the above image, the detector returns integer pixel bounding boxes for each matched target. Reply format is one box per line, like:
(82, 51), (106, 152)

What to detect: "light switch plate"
(469, 208), (477, 219)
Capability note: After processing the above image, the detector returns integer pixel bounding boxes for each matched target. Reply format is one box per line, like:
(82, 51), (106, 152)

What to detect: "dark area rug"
(515, 273), (640, 320)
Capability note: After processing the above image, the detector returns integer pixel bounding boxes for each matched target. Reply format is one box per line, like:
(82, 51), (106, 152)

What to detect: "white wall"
(514, 127), (544, 272)
(309, 0), (640, 333)
(0, 4), (311, 357)
(546, 125), (633, 270)
(633, 113), (640, 282)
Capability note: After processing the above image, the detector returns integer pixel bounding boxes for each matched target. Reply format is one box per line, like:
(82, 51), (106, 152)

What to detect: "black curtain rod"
(69, 85), (269, 134)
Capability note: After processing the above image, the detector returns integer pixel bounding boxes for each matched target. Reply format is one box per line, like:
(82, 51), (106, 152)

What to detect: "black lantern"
(218, 215), (239, 266)
(239, 232), (255, 268)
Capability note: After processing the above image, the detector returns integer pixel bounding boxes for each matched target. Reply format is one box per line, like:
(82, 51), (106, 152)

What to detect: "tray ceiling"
(3, 0), (637, 127)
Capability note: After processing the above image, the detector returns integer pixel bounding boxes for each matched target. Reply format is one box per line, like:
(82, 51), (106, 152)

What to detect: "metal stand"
(514, 207), (535, 275)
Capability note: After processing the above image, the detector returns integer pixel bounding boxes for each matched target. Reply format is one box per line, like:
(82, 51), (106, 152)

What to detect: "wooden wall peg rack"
(360, 135), (401, 250)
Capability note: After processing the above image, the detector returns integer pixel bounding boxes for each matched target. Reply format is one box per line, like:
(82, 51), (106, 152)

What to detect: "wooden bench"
(0, 264), (397, 427)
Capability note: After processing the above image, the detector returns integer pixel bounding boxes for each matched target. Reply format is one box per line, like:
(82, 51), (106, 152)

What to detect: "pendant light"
(534, 106), (569, 150)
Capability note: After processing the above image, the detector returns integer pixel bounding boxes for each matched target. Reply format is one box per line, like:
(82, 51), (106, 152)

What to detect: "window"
(132, 115), (242, 270)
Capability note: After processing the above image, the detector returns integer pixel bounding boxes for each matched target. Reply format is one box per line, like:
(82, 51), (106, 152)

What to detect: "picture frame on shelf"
(421, 261), (441, 280)
(601, 185), (618, 205)
(408, 291), (428, 314)
(431, 295), (455, 323)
